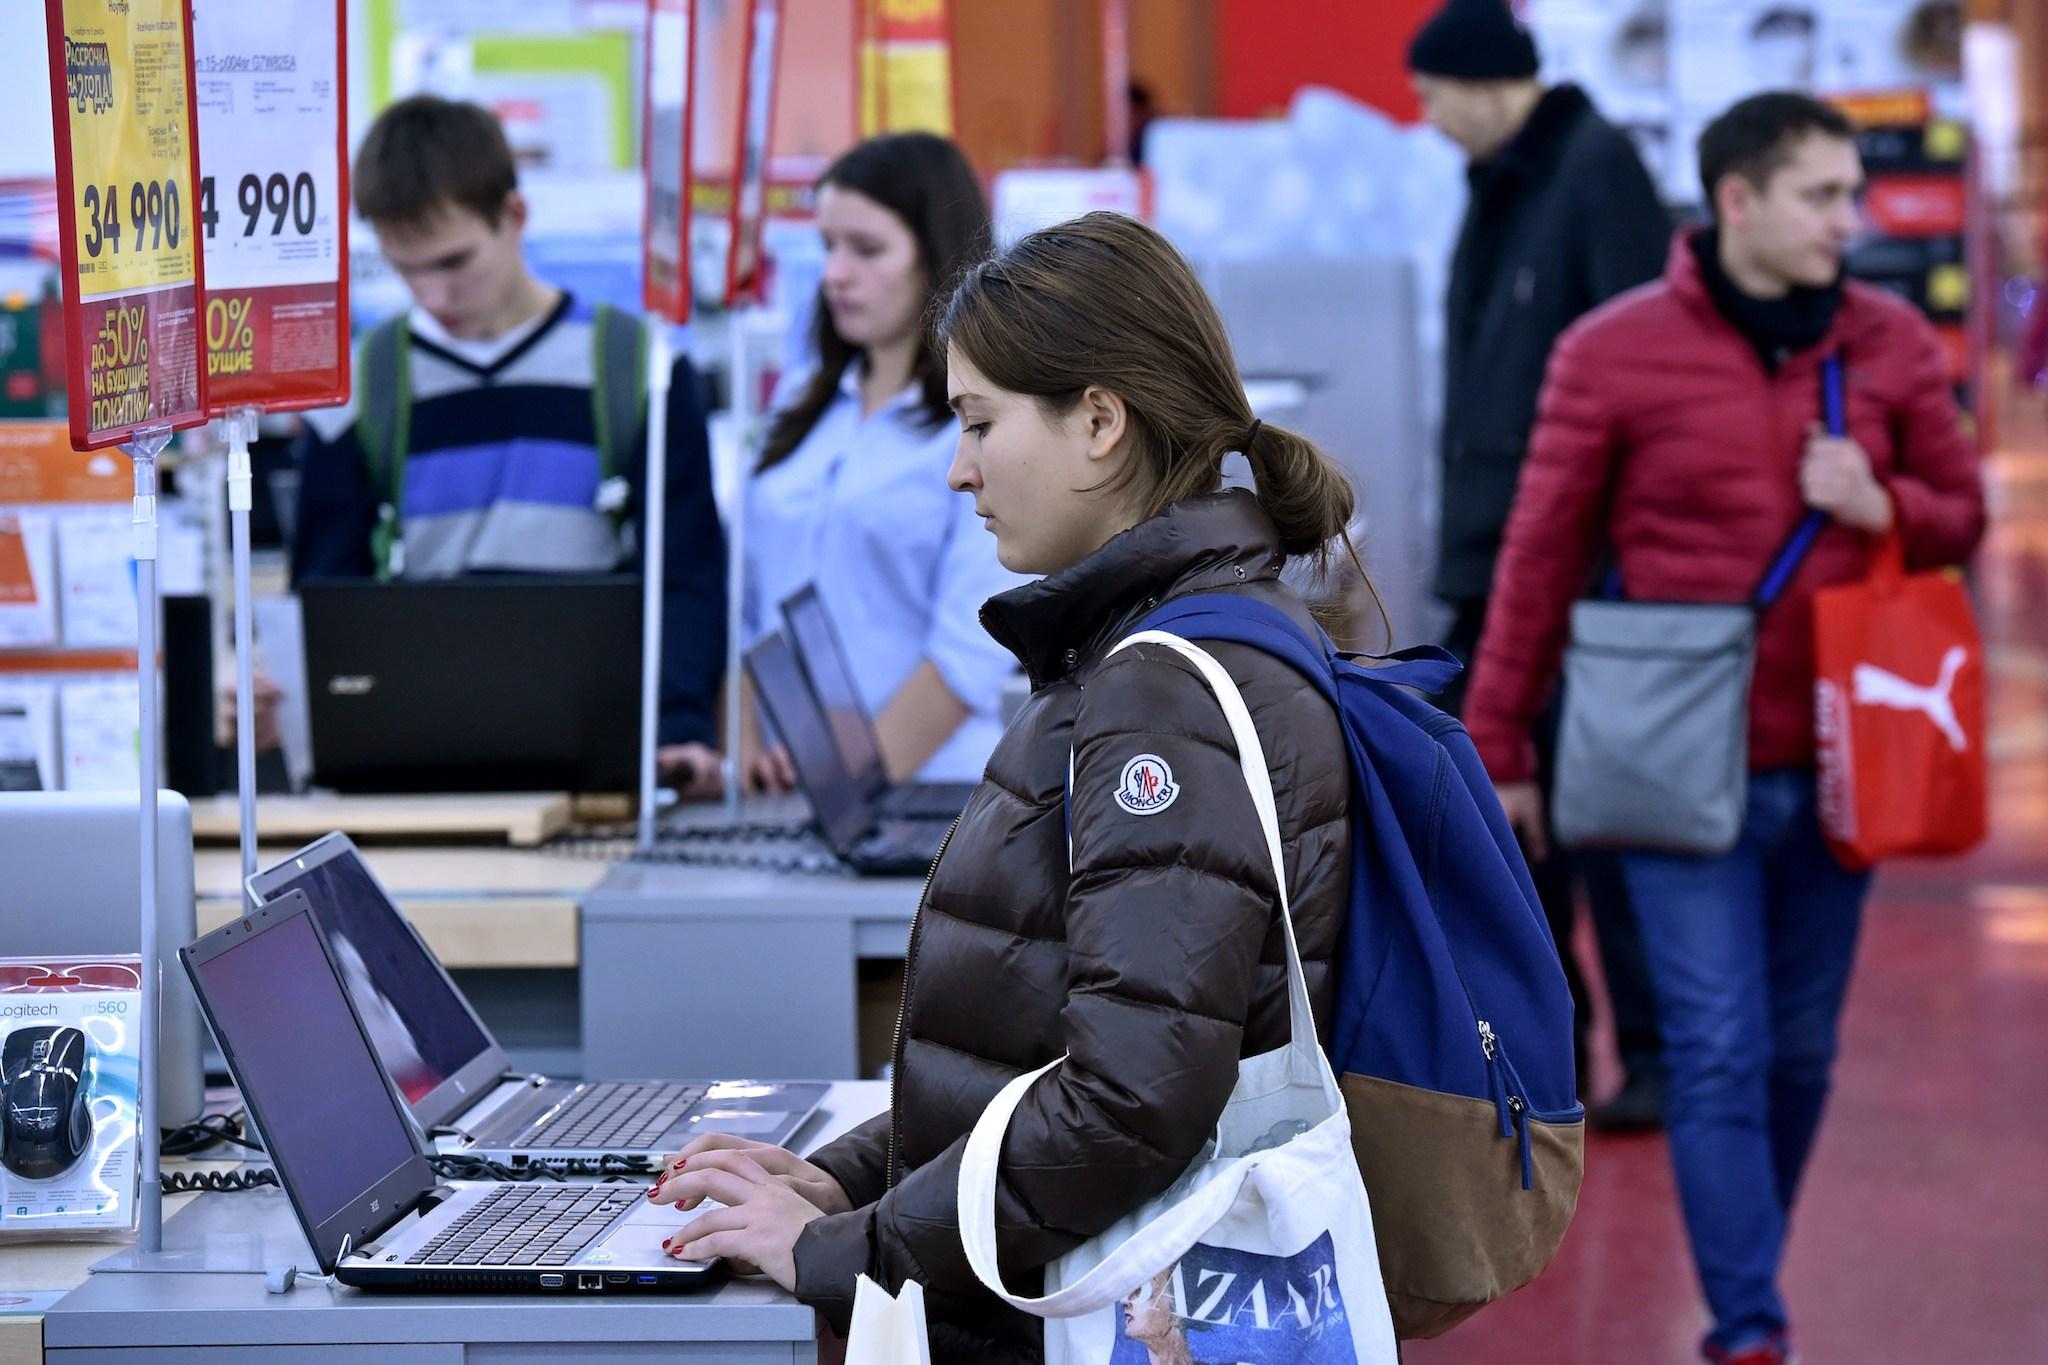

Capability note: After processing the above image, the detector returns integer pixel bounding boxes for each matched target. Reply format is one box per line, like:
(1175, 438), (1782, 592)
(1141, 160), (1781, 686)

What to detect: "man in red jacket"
(1465, 93), (1984, 1365)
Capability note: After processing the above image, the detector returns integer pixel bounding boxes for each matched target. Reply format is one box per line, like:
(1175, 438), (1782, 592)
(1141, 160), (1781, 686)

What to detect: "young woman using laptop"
(651, 214), (1363, 1361)
(741, 133), (1025, 792)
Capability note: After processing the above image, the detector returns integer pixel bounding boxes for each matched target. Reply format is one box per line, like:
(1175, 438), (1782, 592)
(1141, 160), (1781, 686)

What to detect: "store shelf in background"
(187, 791), (575, 848)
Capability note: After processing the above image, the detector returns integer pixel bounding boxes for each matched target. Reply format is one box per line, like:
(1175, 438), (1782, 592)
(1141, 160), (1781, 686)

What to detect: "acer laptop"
(746, 632), (955, 878)
(182, 891), (711, 1293)
(299, 576), (639, 794)
(246, 833), (825, 1164)
(779, 585), (976, 820)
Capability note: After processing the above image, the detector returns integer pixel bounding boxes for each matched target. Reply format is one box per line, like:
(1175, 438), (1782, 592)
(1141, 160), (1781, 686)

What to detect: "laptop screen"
(299, 577), (640, 794)
(747, 633), (873, 851)
(781, 587), (887, 795)
(256, 849), (494, 1105)
(185, 908), (420, 1238)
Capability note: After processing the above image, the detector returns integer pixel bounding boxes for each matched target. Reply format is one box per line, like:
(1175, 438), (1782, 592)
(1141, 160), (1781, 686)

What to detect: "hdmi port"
(607, 1273), (629, 1284)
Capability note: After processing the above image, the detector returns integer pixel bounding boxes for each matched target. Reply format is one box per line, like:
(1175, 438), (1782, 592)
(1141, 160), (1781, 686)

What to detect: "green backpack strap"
(590, 303), (650, 533)
(355, 318), (413, 581)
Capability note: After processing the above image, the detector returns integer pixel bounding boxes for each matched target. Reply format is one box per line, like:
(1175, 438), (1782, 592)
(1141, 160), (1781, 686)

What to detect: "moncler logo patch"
(1115, 754), (1179, 816)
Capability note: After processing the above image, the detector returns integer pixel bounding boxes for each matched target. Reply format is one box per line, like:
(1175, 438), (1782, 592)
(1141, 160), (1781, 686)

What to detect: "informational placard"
(859, 0), (953, 137)
(43, 0), (210, 448)
(642, 0), (694, 323)
(724, 0), (782, 307)
(190, 0), (349, 413)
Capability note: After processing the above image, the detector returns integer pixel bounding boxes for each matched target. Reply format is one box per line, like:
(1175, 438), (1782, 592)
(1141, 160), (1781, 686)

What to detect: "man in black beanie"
(1411, 0), (1672, 1133)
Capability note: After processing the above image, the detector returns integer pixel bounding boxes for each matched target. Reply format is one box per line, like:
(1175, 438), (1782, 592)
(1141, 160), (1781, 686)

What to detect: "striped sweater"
(290, 293), (726, 746)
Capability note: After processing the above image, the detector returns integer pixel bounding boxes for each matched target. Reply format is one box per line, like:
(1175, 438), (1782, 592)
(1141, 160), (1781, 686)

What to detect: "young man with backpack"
(291, 96), (728, 794)
(1464, 93), (1985, 1365)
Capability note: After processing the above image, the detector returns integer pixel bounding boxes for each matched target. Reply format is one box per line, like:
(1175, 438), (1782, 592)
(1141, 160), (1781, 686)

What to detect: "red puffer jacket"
(1465, 231), (1986, 785)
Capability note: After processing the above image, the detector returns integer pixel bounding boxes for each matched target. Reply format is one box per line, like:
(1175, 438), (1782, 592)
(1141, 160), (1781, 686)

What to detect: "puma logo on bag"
(1851, 646), (1969, 752)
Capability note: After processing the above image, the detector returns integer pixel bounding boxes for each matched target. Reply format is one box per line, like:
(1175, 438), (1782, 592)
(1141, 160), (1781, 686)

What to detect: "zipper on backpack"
(1478, 1019), (1535, 1191)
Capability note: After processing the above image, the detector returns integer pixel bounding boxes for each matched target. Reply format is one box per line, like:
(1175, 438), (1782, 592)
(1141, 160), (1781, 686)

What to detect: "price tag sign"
(43, 0), (209, 448)
(191, 0), (348, 413)
(643, 0), (694, 324)
(724, 0), (782, 308)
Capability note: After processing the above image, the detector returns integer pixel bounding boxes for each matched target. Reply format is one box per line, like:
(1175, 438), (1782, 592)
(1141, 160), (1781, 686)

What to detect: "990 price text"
(200, 172), (317, 240)
(80, 180), (184, 259)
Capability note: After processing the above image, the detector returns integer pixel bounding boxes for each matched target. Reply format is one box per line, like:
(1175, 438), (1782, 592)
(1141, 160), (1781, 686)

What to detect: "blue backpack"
(1134, 593), (1583, 1340)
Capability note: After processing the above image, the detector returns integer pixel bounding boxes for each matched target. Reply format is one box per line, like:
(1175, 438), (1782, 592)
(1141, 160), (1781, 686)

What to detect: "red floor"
(1408, 419), (2048, 1363)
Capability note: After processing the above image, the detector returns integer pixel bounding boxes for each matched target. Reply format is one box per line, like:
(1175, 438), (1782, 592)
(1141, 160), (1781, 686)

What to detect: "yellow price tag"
(56, 0), (199, 300)
(1928, 265), (1970, 314)
(1924, 121), (1966, 163)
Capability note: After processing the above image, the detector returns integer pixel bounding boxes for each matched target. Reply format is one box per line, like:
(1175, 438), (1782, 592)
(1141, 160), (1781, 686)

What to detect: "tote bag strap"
(958, 630), (1336, 1319)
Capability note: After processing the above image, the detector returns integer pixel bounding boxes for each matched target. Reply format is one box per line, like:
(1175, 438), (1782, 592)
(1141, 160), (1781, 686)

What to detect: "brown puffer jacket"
(791, 491), (1354, 1361)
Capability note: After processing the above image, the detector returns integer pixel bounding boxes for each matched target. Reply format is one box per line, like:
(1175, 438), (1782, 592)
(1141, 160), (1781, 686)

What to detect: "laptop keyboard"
(511, 1082), (708, 1152)
(409, 1184), (638, 1266)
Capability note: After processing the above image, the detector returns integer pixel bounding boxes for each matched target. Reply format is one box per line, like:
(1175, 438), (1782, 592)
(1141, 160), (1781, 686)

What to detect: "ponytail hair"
(938, 212), (1363, 575)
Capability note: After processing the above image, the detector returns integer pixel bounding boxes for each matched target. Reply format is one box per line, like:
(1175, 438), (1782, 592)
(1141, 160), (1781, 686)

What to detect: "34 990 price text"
(80, 180), (184, 258)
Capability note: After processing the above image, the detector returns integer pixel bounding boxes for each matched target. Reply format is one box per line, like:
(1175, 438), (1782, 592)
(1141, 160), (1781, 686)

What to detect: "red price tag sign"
(191, 0), (350, 413)
(725, 0), (783, 308)
(643, 0), (695, 324)
(43, 0), (210, 448)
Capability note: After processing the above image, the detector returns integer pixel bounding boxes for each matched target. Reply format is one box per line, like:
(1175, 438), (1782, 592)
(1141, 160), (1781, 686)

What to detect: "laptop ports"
(606, 1273), (629, 1284)
(539, 1274), (564, 1289)
(578, 1273), (602, 1290)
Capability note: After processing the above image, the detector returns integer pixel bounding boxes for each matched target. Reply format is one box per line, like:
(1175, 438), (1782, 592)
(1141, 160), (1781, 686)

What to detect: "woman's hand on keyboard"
(656, 1134), (851, 1215)
(649, 1144), (832, 1290)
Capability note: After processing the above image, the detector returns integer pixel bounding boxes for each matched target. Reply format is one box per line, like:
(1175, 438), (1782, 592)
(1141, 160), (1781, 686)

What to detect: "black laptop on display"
(299, 576), (640, 794)
(746, 632), (955, 877)
(182, 892), (711, 1293)
(246, 832), (826, 1163)
(778, 585), (976, 821)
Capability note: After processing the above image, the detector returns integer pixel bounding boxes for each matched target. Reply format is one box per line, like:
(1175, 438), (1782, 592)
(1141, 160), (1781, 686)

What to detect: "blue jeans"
(1620, 771), (1871, 1355)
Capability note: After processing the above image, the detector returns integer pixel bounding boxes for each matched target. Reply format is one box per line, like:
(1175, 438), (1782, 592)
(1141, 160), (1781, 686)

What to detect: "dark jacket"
(1465, 231), (1986, 784)
(1435, 83), (1670, 604)
(792, 492), (1353, 1361)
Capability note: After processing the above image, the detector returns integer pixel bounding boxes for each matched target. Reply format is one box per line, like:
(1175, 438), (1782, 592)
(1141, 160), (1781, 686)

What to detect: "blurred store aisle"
(1408, 398), (2048, 1364)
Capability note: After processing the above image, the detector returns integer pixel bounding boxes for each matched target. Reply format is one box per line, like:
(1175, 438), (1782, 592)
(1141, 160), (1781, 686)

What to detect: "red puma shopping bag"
(1813, 532), (1987, 868)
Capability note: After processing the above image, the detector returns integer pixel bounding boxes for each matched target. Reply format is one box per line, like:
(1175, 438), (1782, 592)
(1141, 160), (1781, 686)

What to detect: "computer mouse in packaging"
(2, 1025), (93, 1180)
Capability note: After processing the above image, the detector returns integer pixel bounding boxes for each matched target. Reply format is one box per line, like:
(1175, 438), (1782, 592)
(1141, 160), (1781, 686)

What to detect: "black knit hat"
(1407, 0), (1541, 80)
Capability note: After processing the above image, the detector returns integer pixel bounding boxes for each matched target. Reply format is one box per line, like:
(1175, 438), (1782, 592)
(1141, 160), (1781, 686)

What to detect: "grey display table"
(581, 860), (921, 1079)
(38, 1082), (887, 1364)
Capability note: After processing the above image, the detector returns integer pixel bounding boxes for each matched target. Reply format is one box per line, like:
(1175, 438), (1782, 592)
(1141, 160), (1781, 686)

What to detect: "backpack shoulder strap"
(591, 304), (650, 499)
(1140, 593), (1466, 696)
(356, 318), (412, 581)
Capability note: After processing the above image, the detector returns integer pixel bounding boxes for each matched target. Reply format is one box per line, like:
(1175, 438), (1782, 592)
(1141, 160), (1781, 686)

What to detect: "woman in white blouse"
(744, 133), (1022, 788)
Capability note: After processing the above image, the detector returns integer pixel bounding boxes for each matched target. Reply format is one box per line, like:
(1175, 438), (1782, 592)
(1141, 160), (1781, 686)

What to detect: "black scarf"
(1691, 229), (1842, 372)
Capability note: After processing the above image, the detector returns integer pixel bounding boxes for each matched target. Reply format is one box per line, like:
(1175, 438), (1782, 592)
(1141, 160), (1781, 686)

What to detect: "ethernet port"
(578, 1273), (602, 1290)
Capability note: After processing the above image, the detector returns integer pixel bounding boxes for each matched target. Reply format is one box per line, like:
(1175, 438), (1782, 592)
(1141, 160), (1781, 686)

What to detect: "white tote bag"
(844, 1273), (933, 1365)
(958, 630), (1399, 1364)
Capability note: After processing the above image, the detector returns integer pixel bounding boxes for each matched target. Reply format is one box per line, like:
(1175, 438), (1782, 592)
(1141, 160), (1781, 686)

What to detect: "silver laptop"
(0, 790), (205, 1125)
(246, 833), (825, 1165)
(182, 891), (711, 1292)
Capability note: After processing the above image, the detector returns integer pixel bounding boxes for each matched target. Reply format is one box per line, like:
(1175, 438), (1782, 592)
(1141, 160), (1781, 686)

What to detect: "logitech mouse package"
(1, 957), (142, 1242)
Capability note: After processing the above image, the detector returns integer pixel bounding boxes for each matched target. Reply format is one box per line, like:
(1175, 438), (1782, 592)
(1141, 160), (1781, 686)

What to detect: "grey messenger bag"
(1552, 357), (1844, 855)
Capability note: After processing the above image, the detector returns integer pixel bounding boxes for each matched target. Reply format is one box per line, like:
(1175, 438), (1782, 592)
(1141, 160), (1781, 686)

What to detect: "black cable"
(159, 1155), (654, 1196)
(161, 1111), (266, 1157)
(162, 1167), (279, 1193)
